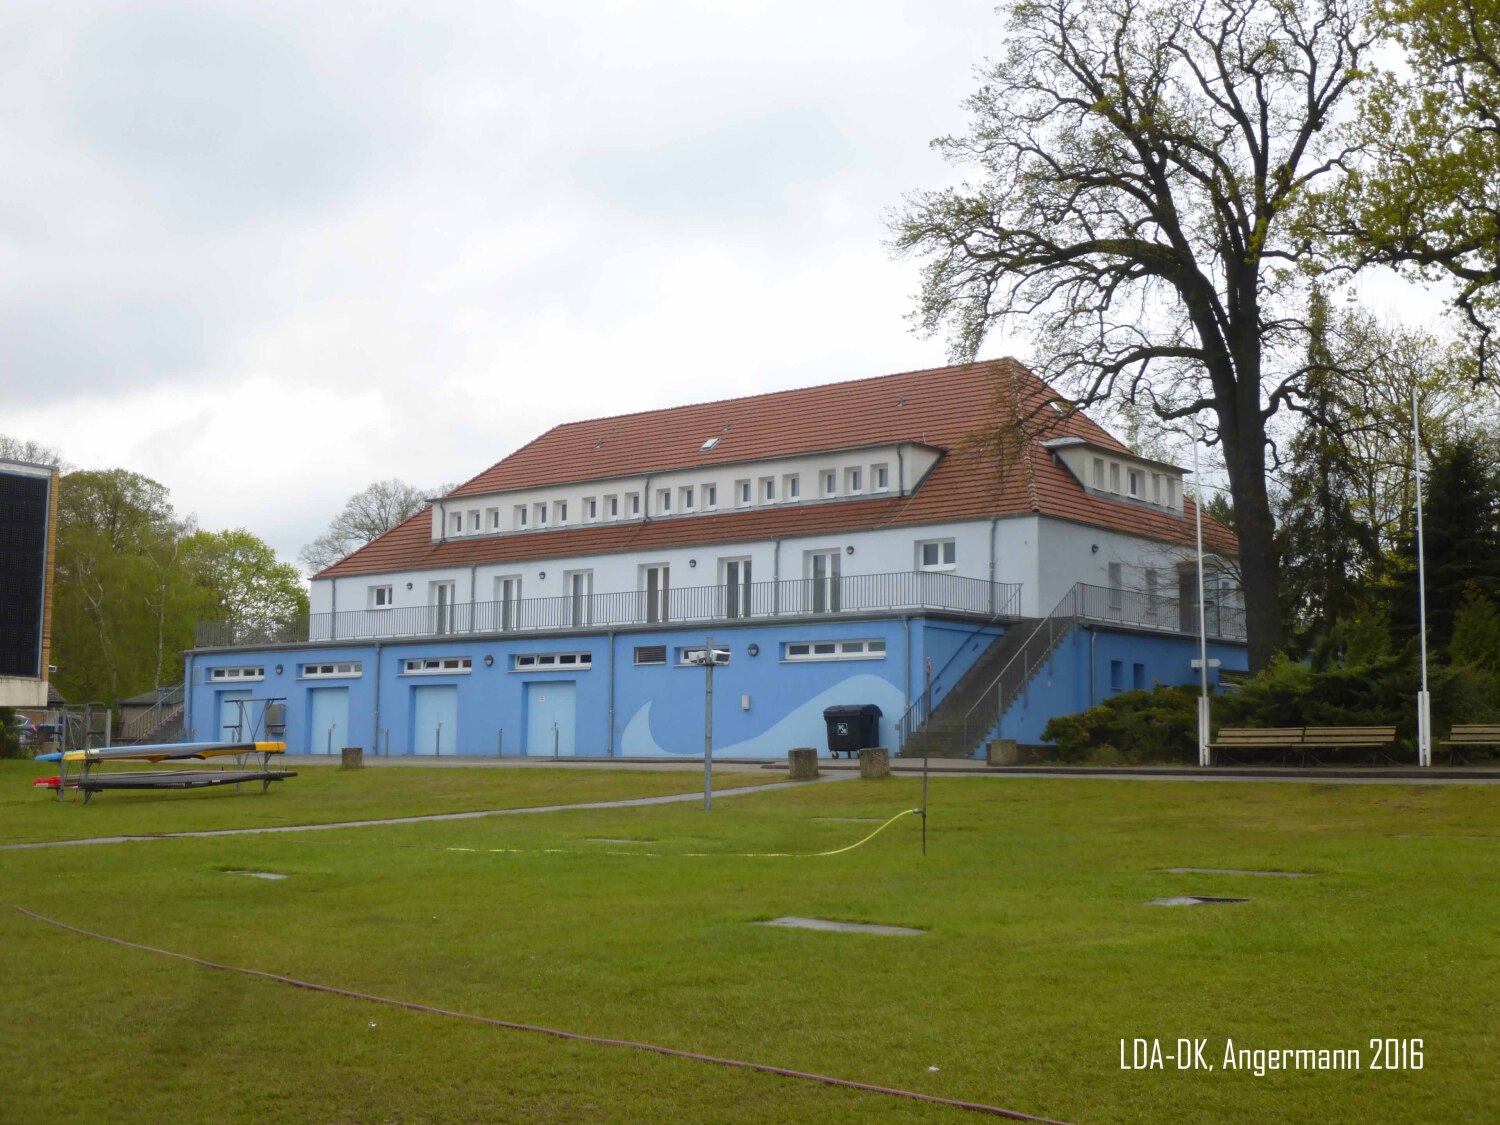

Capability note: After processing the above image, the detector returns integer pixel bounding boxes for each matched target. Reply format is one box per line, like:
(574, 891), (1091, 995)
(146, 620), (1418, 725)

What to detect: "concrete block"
(788, 747), (819, 779)
(341, 746), (364, 770)
(859, 746), (891, 779)
(986, 738), (1019, 766)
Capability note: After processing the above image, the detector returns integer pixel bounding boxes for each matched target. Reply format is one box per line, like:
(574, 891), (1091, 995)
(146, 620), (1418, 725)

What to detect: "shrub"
(1042, 685), (1199, 764)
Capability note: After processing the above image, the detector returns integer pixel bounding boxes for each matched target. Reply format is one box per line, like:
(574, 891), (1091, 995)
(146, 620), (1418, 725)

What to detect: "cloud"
(0, 0), (1017, 566)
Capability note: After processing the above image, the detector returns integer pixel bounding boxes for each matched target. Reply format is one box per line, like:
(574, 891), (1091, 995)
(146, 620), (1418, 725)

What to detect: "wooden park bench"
(1441, 724), (1500, 765)
(1207, 726), (1399, 767)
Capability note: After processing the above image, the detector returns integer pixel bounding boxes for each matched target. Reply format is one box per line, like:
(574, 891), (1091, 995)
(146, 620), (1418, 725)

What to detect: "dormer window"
(557, 500), (568, 523)
(1152, 474), (1162, 505)
(822, 470), (837, 497)
(761, 477), (776, 503)
(469, 510), (480, 531)
(873, 464), (889, 492)
(681, 486), (695, 511)
(846, 467), (863, 494)
(1093, 458), (1105, 488)
(785, 474), (800, 500)
(1127, 470), (1142, 499)
(704, 483), (717, 508)
(658, 488), (671, 513)
(449, 513), (462, 535)
(1110, 464), (1121, 493)
(514, 505), (527, 529)
(535, 502), (548, 526)
(737, 480), (751, 506)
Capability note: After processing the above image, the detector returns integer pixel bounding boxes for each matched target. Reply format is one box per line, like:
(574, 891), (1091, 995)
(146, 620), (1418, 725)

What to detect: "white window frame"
(514, 505), (528, 529)
(401, 657), (473, 676)
(370, 584), (394, 609)
(760, 476), (776, 503)
(872, 464), (890, 492)
(487, 507), (500, 530)
(209, 666), (265, 682)
(1127, 470), (1143, 499)
(565, 569), (594, 627)
(606, 494), (619, 519)
(846, 467), (863, 494)
(1093, 458), (1105, 489)
(585, 497), (598, 521)
(658, 488), (671, 513)
(784, 474), (800, 500)
(557, 500), (568, 524)
(301, 661), (362, 679)
(680, 485), (695, 511)
(917, 539), (957, 571)
(822, 470), (837, 497)
(495, 574), (522, 631)
(449, 512), (462, 535)
(1110, 463), (1121, 493)
(627, 492), (641, 516)
(703, 483), (717, 509)
(783, 638), (886, 662)
(512, 652), (592, 672)
(736, 479), (752, 507)
(535, 502), (548, 526)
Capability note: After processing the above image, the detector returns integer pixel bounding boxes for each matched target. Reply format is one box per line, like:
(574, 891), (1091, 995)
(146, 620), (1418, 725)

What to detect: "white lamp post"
(1412, 390), (1432, 768)
(1193, 426), (1211, 767)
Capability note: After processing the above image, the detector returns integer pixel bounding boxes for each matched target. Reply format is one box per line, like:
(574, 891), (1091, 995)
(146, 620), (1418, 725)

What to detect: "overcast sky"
(2, 0), (1029, 567)
(3, 1), (1446, 571)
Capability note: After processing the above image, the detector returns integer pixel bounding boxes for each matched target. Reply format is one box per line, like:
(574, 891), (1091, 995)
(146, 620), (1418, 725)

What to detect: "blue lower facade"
(184, 616), (1247, 758)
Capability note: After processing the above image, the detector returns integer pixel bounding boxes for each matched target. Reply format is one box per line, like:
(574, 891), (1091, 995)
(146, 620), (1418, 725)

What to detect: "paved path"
(0, 776), (851, 853)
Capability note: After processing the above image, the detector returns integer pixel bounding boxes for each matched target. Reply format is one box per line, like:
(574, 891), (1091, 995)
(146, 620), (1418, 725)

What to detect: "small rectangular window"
(1110, 463), (1121, 493)
(469, 510), (480, 530)
(918, 539), (957, 571)
(450, 513), (462, 534)
(761, 477), (775, 502)
(536, 503), (548, 526)
(487, 507), (500, 529)
(301, 662), (362, 679)
(371, 585), (394, 608)
(1128, 470), (1142, 498)
(1093, 458), (1105, 488)
(1151, 474), (1162, 505)
(557, 500), (567, 523)
(658, 488), (671, 513)
(704, 483), (717, 508)
(586, 497), (597, 520)
(209, 666), (265, 681)
(633, 645), (667, 665)
(1110, 659), (1124, 691)
(736, 480), (752, 506)
(846, 467), (862, 493)
(513, 651), (592, 671)
(873, 464), (889, 491)
(785, 474), (800, 500)
(402, 657), (473, 675)
(1132, 663), (1146, 691)
(681, 486), (694, 510)
(607, 495), (619, 518)
(514, 505), (528, 529)
(629, 493), (641, 515)
(783, 638), (886, 662)
(823, 470), (837, 497)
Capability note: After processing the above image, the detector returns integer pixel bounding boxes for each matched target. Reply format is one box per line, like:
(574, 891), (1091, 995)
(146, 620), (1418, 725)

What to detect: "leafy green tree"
(182, 530), (309, 635)
(1387, 437), (1500, 649)
(1276, 291), (1381, 656)
(889, 0), (1374, 670)
(1322, 0), (1500, 363)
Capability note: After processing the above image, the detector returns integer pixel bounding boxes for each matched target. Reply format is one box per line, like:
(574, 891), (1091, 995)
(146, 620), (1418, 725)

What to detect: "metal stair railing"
(894, 588), (1031, 749)
(955, 585), (1084, 754)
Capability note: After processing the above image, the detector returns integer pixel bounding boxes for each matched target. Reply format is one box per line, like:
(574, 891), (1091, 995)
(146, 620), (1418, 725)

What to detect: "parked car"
(8, 714), (36, 743)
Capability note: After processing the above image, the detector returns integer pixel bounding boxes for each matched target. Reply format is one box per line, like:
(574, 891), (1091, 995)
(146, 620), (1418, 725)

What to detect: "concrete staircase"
(900, 614), (1078, 758)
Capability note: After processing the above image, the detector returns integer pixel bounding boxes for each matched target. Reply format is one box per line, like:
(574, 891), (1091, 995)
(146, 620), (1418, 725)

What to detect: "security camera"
(684, 648), (731, 666)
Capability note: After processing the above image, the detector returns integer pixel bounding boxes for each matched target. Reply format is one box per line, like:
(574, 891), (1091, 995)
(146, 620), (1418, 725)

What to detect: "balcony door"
(722, 557), (751, 618)
(642, 564), (669, 624)
(495, 575), (521, 632)
(431, 580), (456, 635)
(566, 570), (593, 628)
(806, 550), (841, 614)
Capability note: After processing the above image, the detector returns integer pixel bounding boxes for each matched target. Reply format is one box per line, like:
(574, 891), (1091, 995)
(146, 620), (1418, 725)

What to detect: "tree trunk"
(1220, 407), (1284, 671)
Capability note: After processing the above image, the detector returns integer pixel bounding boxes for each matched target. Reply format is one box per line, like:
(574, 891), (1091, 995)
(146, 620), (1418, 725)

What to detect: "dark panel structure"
(0, 467), (51, 678)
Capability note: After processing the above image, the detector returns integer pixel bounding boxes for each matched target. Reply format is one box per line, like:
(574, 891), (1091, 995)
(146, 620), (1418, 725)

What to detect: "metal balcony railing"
(194, 571), (1026, 649)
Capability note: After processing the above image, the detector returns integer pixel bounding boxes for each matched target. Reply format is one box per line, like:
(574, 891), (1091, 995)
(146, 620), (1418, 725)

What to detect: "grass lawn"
(2, 771), (1497, 1123)
(0, 760), (779, 844)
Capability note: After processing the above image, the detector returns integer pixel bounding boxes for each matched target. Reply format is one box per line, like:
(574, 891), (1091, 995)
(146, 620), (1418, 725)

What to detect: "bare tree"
(890, 0), (1373, 670)
(0, 433), (63, 467)
(299, 479), (433, 575)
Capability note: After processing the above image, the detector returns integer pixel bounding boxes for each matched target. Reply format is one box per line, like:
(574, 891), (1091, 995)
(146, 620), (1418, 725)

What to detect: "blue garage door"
(218, 690), (253, 742)
(308, 687), (350, 755)
(524, 681), (576, 756)
(412, 685), (458, 755)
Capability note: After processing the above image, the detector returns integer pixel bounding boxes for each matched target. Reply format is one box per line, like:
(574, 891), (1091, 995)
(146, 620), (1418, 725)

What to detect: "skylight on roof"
(700, 437), (721, 451)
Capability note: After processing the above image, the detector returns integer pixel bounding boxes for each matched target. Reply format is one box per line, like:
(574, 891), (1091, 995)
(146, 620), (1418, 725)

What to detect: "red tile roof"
(319, 359), (1237, 578)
